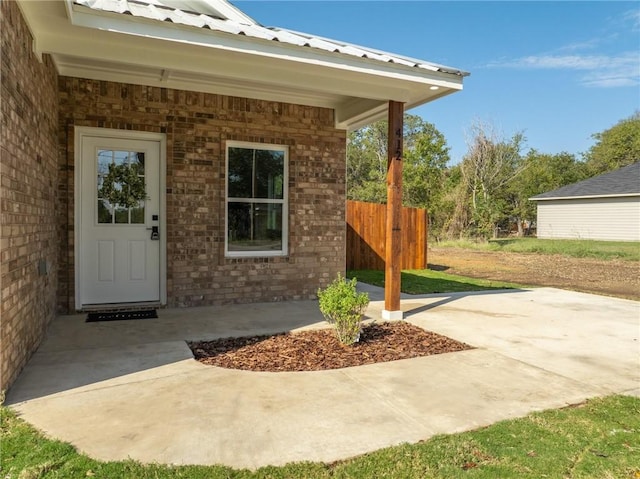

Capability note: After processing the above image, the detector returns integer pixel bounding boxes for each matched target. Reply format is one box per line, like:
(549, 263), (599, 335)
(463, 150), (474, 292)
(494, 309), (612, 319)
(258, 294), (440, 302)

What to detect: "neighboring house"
(0, 0), (467, 390)
(530, 162), (640, 241)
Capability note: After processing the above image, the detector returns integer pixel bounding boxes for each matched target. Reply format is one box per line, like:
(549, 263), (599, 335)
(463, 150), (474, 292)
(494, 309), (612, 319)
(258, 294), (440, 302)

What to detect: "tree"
(438, 165), (469, 239)
(584, 112), (640, 176)
(458, 121), (525, 238)
(508, 151), (587, 235)
(346, 114), (451, 235)
(346, 124), (387, 203)
(402, 120), (450, 209)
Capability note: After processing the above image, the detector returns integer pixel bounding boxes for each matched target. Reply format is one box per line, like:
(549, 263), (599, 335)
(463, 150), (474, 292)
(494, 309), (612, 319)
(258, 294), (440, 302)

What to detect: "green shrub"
(317, 274), (369, 345)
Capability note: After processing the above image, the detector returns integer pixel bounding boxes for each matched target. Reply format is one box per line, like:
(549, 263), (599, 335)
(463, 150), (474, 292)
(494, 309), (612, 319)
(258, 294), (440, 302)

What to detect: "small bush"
(317, 274), (369, 345)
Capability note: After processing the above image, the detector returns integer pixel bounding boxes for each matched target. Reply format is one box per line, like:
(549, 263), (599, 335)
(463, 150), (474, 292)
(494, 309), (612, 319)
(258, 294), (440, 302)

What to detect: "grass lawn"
(436, 238), (640, 261)
(348, 269), (524, 294)
(2, 396), (639, 478)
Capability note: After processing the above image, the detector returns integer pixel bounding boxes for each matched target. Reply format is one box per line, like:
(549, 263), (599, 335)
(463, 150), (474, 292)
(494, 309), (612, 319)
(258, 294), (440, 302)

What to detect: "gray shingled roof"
(73, 0), (469, 77)
(531, 162), (640, 200)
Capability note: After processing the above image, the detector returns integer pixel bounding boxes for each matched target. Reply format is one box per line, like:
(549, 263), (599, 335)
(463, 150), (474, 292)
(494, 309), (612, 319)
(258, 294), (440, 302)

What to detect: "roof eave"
(530, 193), (640, 201)
(67, 3), (465, 87)
(20, 0), (466, 129)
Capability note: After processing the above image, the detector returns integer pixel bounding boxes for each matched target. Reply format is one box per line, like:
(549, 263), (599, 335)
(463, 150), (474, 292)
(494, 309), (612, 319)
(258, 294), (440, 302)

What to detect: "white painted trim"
(41, 30), (419, 102)
(68, 4), (463, 88)
(74, 127), (167, 310)
(15, 1), (43, 62)
(224, 141), (289, 258)
(382, 310), (404, 320)
(531, 193), (640, 201)
(18, 1), (465, 129)
(54, 55), (344, 110)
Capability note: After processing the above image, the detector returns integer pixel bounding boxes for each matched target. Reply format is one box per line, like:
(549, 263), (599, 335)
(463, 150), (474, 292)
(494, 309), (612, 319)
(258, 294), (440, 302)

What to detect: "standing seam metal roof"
(531, 162), (640, 200)
(73, 0), (469, 76)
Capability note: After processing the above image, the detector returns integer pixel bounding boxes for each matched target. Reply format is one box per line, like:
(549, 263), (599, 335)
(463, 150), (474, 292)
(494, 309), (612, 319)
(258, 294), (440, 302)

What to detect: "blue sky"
(234, 1), (639, 164)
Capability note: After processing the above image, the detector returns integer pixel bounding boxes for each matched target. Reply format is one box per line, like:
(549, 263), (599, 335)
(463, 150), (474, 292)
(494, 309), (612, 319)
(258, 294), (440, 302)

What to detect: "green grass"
(2, 396), (639, 478)
(348, 269), (523, 294)
(436, 238), (640, 261)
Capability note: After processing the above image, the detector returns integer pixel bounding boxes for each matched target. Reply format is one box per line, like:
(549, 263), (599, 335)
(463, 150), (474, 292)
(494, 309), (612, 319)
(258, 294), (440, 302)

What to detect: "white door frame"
(74, 126), (167, 310)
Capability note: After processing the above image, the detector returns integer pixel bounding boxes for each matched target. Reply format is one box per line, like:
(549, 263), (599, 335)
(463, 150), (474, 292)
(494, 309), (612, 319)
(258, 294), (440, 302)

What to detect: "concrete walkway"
(6, 287), (639, 469)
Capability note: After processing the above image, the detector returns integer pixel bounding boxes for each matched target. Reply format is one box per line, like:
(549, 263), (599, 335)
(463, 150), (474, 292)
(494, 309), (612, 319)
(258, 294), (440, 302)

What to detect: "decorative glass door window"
(226, 142), (288, 256)
(97, 150), (145, 224)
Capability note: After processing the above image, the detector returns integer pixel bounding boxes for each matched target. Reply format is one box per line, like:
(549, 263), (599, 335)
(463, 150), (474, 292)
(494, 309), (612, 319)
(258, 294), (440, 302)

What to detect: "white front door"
(78, 132), (163, 306)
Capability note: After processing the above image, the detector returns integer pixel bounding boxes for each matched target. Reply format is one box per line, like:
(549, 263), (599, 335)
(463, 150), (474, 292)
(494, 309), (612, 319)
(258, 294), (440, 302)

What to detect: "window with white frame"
(225, 142), (288, 257)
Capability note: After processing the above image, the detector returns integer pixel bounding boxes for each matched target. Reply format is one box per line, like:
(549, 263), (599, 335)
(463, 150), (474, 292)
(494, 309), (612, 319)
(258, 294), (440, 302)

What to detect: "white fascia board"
(68, 4), (464, 91)
(40, 30), (414, 102)
(530, 193), (640, 201)
(336, 88), (458, 131)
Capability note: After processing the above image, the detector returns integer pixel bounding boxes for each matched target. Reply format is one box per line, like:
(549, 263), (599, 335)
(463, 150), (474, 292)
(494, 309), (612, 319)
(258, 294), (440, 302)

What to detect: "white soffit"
(18, 0), (468, 130)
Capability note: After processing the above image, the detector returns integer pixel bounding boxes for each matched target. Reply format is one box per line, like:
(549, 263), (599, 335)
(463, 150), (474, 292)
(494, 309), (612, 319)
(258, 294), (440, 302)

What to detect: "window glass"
(228, 147), (253, 198)
(96, 149), (146, 225)
(114, 207), (129, 224)
(254, 150), (284, 199)
(227, 202), (283, 252)
(97, 199), (113, 224)
(226, 143), (287, 256)
(130, 200), (145, 224)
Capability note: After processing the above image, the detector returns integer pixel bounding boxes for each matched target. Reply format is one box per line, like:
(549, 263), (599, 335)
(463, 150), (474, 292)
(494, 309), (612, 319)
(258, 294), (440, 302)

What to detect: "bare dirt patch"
(189, 322), (472, 372)
(429, 247), (640, 301)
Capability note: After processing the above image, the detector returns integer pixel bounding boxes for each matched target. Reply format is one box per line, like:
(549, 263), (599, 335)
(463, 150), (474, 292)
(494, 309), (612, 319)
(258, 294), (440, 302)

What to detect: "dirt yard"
(428, 247), (640, 301)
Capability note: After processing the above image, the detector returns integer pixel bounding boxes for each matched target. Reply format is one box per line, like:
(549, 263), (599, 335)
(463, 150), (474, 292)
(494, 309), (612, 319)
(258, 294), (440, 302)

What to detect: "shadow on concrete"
(403, 288), (529, 318)
(6, 301), (327, 403)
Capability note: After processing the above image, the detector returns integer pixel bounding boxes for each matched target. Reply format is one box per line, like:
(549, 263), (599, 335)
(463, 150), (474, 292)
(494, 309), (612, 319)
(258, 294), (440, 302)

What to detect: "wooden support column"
(383, 100), (404, 320)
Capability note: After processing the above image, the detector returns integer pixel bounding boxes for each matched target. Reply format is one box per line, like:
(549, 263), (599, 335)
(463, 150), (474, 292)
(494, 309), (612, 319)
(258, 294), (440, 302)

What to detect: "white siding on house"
(536, 196), (640, 241)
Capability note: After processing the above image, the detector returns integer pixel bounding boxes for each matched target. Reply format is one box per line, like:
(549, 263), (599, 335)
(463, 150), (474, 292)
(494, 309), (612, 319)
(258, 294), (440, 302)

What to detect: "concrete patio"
(6, 286), (640, 469)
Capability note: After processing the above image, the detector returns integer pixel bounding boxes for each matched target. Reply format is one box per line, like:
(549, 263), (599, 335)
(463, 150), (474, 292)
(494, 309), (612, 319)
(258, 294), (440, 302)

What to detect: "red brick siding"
(58, 78), (346, 309)
(1, 2), (59, 391)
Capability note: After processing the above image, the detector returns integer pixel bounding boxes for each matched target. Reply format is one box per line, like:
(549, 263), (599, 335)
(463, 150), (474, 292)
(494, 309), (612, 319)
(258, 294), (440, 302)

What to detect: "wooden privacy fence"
(346, 200), (428, 271)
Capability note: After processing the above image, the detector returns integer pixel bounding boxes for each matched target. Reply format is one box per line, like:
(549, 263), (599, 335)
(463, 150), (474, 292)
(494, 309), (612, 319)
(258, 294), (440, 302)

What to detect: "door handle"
(147, 226), (159, 240)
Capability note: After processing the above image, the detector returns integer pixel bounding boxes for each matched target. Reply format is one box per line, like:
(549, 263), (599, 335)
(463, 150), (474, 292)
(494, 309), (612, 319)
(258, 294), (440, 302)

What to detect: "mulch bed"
(188, 322), (472, 372)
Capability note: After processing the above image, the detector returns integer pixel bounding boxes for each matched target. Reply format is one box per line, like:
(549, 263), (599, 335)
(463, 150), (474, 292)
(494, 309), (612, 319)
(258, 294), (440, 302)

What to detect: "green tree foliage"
(346, 114), (451, 236)
(508, 151), (587, 234)
(348, 112), (639, 241)
(457, 122), (525, 238)
(435, 165), (466, 240)
(403, 120), (450, 209)
(346, 121), (388, 203)
(584, 111), (640, 175)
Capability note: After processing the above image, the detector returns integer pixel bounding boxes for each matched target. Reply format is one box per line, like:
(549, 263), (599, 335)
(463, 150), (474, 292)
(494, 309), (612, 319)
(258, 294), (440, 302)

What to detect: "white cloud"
(490, 51), (638, 70)
(487, 52), (640, 88)
(556, 38), (601, 53)
(487, 52), (639, 88)
(623, 8), (640, 31)
(485, 8), (640, 88)
(581, 64), (640, 88)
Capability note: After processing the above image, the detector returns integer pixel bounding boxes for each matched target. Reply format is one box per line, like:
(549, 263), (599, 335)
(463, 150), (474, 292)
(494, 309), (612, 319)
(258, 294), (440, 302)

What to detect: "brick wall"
(58, 78), (346, 309)
(1, 2), (59, 391)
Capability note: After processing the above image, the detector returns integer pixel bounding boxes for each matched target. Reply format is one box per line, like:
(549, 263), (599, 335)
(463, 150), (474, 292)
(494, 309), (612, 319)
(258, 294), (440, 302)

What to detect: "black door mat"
(86, 309), (158, 322)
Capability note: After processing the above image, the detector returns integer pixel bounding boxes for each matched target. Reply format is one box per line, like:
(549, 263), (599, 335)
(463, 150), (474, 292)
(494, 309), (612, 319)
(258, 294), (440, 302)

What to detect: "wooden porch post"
(383, 100), (404, 320)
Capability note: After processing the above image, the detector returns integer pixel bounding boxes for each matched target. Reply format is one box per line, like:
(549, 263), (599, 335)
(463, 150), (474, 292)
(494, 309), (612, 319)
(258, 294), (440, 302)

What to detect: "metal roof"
(73, 0), (469, 77)
(531, 162), (640, 200)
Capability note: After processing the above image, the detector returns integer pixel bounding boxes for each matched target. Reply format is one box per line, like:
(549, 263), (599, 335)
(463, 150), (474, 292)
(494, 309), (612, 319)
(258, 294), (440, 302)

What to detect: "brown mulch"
(189, 322), (472, 372)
